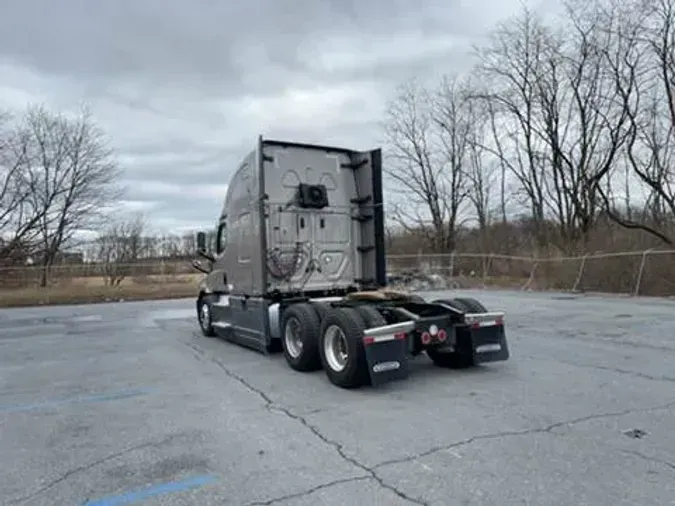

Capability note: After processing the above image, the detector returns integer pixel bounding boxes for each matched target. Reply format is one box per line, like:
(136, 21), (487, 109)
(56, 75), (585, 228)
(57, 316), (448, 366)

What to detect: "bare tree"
(536, 0), (639, 248)
(592, 0), (675, 244)
(96, 213), (147, 286)
(482, 99), (518, 225)
(180, 232), (197, 256)
(384, 222), (395, 250)
(455, 89), (501, 255)
(142, 235), (160, 258)
(0, 110), (41, 260)
(471, 2), (642, 251)
(158, 234), (183, 258)
(14, 104), (123, 284)
(382, 78), (472, 253)
(471, 8), (551, 247)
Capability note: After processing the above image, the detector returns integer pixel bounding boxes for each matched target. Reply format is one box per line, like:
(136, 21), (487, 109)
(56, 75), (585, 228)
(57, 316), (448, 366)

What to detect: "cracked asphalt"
(1, 289), (674, 506)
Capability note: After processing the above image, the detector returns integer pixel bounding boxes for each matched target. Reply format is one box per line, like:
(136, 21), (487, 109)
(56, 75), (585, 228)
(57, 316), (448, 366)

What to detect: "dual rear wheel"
(280, 303), (386, 388)
(280, 295), (489, 386)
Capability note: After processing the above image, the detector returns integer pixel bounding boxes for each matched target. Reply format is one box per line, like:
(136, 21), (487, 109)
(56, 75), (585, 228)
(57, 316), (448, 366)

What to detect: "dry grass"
(0, 274), (202, 308)
(2, 245), (675, 308)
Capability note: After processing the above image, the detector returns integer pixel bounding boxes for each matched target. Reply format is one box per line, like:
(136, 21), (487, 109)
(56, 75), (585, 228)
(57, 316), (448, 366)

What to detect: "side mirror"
(196, 230), (215, 262)
(196, 231), (207, 252)
(191, 259), (209, 274)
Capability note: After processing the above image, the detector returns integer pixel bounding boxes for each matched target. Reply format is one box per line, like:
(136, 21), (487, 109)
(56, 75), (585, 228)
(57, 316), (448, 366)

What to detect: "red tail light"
(421, 332), (431, 345)
(363, 332), (407, 346)
(437, 329), (447, 341)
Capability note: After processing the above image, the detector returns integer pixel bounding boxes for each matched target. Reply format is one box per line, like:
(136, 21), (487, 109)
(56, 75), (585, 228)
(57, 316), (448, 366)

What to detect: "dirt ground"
(0, 273), (536, 309)
(0, 274), (203, 308)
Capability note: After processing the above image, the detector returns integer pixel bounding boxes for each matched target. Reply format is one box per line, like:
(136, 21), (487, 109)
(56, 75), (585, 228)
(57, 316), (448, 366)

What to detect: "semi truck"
(191, 136), (509, 389)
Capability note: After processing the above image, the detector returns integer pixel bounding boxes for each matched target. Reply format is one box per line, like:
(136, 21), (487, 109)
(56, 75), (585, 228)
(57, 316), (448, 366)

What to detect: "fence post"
(521, 259), (538, 291)
(572, 254), (589, 293)
(482, 253), (493, 281)
(634, 248), (653, 296)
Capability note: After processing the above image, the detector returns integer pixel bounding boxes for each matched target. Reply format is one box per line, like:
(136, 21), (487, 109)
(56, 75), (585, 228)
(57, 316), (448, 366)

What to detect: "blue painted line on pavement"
(0, 387), (153, 413)
(82, 474), (217, 506)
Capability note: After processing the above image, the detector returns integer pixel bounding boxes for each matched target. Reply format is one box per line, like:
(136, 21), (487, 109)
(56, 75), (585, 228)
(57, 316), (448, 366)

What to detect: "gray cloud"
(0, 0), (557, 237)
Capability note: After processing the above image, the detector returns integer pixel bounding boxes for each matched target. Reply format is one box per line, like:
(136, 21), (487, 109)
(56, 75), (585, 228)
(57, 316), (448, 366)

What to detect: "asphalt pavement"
(0, 289), (674, 506)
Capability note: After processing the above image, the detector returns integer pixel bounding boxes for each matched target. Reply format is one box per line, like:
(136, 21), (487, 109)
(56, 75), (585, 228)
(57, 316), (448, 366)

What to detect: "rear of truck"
(348, 294), (510, 387)
(259, 140), (385, 296)
(257, 139), (509, 388)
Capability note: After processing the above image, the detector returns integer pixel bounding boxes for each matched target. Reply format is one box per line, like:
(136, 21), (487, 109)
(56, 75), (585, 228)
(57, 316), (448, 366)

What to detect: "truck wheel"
(354, 306), (387, 328)
(319, 307), (370, 389)
(197, 297), (216, 337)
(432, 298), (487, 313)
(428, 298), (475, 368)
(281, 303), (322, 372)
(309, 301), (330, 322)
(452, 297), (488, 313)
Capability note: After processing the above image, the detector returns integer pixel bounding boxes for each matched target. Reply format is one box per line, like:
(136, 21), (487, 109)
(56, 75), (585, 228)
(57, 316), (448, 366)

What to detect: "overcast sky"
(0, 0), (555, 236)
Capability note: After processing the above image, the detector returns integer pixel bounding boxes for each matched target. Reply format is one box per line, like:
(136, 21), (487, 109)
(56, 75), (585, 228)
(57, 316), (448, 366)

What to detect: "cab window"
(216, 221), (227, 254)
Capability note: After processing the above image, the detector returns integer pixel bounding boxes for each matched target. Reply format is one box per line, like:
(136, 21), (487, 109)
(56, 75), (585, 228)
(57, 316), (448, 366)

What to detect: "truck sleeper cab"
(192, 137), (509, 389)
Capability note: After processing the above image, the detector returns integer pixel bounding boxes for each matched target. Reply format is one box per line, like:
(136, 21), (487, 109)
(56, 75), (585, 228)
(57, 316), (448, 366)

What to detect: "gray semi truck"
(191, 136), (509, 389)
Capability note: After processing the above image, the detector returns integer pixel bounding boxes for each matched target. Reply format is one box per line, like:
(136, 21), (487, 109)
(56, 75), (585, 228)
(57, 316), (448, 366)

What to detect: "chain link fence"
(1, 249), (674, 307)
(387, 250), (675, 297)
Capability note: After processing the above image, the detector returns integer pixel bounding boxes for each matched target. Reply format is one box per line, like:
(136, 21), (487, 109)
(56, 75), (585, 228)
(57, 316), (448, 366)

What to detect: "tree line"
(0, 102), (220, 285)
(0, 105), (122, 284)
(4, 0), (675, 290)
(383, 0), (675, 255)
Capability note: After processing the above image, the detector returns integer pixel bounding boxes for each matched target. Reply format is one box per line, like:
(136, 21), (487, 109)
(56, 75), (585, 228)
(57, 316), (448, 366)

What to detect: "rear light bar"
(464, 312), (505, 330)
(362, 321), (415, 346)
(363, 332), (406, 346)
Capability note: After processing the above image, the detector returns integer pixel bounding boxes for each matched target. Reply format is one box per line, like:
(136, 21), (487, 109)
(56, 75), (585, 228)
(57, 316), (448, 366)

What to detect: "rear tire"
(354, 305), (387, 328)
(309, 301), (330, 321)
(432, 297), (487, 313)
(281, 303), (323, 372)
(319, 307), (370, 388)
(452, 297), (488, 313)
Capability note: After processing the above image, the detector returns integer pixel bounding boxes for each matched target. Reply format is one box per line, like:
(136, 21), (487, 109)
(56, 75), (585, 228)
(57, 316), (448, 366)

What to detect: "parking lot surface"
(1, 289), (674, 506)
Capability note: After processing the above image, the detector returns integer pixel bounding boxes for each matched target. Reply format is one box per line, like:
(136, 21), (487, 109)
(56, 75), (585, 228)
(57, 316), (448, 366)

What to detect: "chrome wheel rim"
(200, 303), (210, 329)
(284, 317), (303, 358)
(324, 324), (348, 372)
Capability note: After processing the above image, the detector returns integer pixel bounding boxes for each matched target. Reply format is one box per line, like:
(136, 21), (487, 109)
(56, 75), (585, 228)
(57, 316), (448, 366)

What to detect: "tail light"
(437, 329), (447, 341)
(470, 316), (505, 330)
(363, 332), (407, 346)
(421, 332), (431, 345)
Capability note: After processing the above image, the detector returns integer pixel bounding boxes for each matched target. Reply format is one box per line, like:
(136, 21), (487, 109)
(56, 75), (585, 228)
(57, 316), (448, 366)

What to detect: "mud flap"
(470, 325), (510, 364)
(363, 338), (410, 386)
